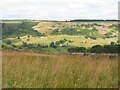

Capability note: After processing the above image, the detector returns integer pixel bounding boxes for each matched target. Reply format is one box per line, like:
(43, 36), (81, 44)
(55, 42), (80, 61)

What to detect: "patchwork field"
(2, 51), (118, 88)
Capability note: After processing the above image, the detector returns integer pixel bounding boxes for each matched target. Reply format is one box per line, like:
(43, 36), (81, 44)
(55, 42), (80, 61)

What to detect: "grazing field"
(5, 35), (117, 48)
(2, 51), (118, 88)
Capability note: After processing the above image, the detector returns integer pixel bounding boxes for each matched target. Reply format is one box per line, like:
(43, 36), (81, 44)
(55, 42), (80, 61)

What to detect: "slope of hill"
(2, 21), (44, 38)
(2, 20), (118, 53)
(33, 21), (118, 39)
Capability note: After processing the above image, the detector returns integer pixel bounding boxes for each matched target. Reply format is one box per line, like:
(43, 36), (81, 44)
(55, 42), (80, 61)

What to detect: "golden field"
(2, 51), (118, 88)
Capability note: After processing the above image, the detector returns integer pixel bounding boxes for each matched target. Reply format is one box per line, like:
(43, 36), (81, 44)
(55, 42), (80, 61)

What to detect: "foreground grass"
(2, 51), (118, 88)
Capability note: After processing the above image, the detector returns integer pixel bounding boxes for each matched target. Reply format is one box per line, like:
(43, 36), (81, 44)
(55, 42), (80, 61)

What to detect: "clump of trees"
(2, 42), (120, 53)
(51, 25), (99, 38)
(68, 47), (87, 52)
(52, 29), (61, 35)
(68, 42), (120, 53)
(22, 42), (48, 49)
(49, 39), (72, 48)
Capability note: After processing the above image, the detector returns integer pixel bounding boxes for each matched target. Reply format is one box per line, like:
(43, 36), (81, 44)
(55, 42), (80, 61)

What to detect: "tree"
(22, 42), (27, 47)
(90, 45), (104, 53)
(18, 36), (20, 39)
(104, 44), (118, 53)
(110, 42), (115, 45)
(28, 35), (30, 38)
(68, 47), (87, 52)
(50, 42), (56, 48)
(52, 29), (60, 35)
(55, 41), (60, 46)
(77, 47), (87, 52)
(6, 40), (11, 44)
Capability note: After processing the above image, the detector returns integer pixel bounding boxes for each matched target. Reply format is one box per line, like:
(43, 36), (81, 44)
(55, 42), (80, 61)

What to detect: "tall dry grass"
(2, 51), (118, 88)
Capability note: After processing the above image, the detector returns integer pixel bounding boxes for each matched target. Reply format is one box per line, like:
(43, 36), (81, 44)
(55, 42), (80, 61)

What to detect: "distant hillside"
(2, 21), (44, 38)
(2, 20), (118, 52)
(33, 21), (118, 39)
(2, 20), (118, 40)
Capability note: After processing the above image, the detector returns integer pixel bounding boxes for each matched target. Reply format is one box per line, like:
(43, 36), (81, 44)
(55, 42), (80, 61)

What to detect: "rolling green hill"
(2, 20), (44, 38)
(33, 21), (118, 39)
(2, 20), (119, 52)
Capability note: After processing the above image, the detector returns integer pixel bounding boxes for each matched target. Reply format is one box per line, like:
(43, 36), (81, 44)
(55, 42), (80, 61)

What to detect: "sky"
(0, 0), (119, 20)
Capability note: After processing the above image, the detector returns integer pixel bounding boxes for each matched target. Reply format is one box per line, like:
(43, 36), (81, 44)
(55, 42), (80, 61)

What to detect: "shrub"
(50, 42), (57, 48)
(90, 45), (105, 53)
(68, 47), (87, 52)
(6, 40), (11, 44)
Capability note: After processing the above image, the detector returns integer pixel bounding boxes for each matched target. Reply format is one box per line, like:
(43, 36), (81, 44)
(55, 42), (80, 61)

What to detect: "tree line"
(68, 42), (120, 53)
(2, 39), (120, 54)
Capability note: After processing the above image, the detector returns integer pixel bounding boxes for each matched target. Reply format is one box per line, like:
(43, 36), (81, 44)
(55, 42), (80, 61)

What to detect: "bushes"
(68, 44), (119, 53)
(104, 32), (113, 38)
(2, 44), (13, 49)
(51, 24), (100, 37)
(68, 47), (87, 52)
(90, 45), (105, 53)
(52, 29), (61, 35)
(54, 39), (70, 47)
(50, 42), (57, 48)
(61, 27), (78, 35)
(85, 35), (97, 40)
(6, 40), (12, 44)
(104, 45), (118, 53)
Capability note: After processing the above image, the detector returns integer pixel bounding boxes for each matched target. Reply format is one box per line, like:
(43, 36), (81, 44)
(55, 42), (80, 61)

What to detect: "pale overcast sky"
(0, 0), (119, 20)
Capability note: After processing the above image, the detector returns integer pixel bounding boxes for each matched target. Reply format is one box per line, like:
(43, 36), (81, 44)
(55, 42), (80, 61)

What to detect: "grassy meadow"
(2, 51), (118, 88)
(4, 35), (117, 48)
